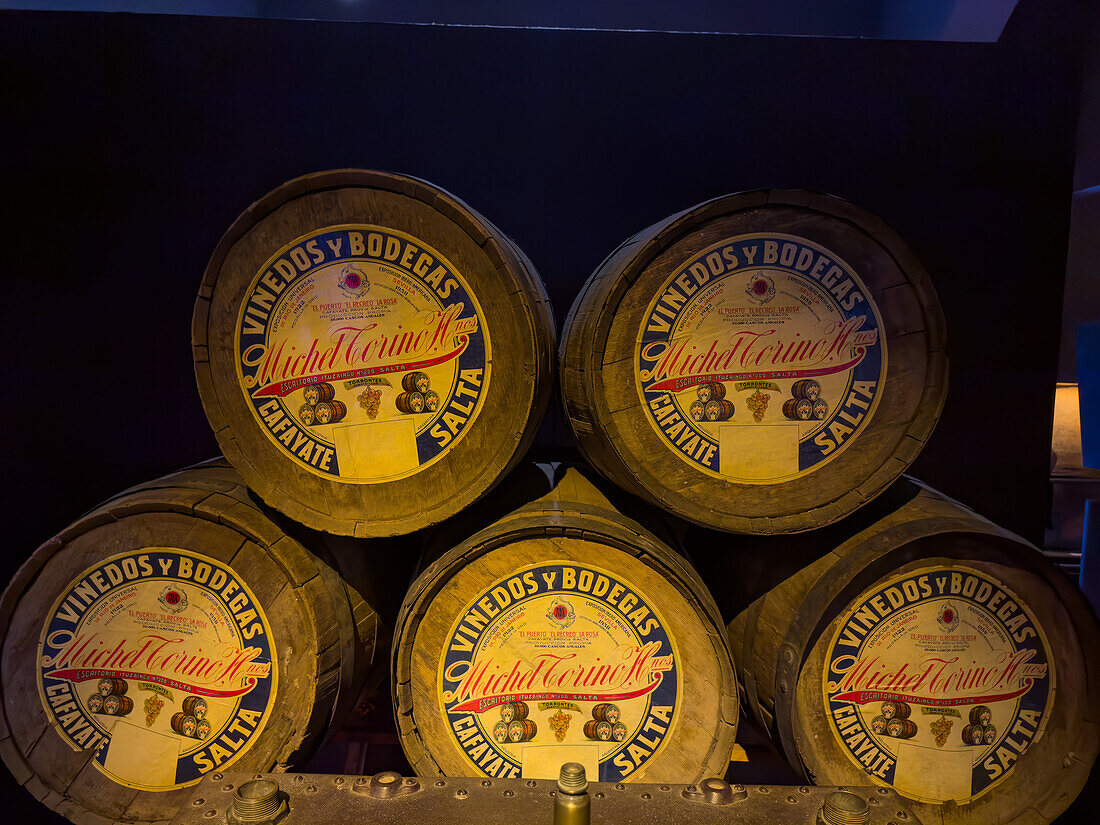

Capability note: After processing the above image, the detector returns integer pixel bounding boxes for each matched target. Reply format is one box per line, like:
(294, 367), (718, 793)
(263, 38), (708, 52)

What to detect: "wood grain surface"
(727, 478), (1099, 825)
(194, 169), (555, 537)
(0, 460), (380, 825)
(561, 190), (947, 534)
(392, 468), (737, 784)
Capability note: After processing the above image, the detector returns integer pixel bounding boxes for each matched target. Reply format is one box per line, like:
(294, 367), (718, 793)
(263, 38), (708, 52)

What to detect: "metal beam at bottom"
(170, 770), (922, 825)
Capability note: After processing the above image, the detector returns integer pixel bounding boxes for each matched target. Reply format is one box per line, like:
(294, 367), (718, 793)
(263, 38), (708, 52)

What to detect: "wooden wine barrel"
(314, 399), (347, 425)
(592, 703), (621, 723)
(303, 382), (335, 406)
(561, 190), (947, 534)
(791, 379), (822, 401)
(704, 399), (735, 422)
(0, 459), (381, 825)
(102, 696), (134, 717)
(392, 467), (737, 783)
(402, 372), (431, 393)
(194, 169), (556, 537)
(97, 678), (127, 697)
(783, 398), (813, 421)
(394, 391), (425, 415)
(727, 478), (1099, 825)
(584, 720), (613, 741)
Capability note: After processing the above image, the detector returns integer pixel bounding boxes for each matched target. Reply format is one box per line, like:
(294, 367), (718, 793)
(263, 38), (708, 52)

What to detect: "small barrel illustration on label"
(507, 719), (536, 742)
(697, 382), (726, 403)
(423, 389), (440, 412)
(791, 379), (821, 401)
(592, 703), (620, 723)
(783, 398), (813, 421)
(704, 400), (735, 421)
(962, 724), (983, 746)
(97, 678), (127, 697)
(983, 725), (997, 745)
(584, 720), (613, 741)
(402, 372), (431, 393)
(689, 400), (705, 422)
(103, 695), (133, 717)
(182, 696), (208, 720)
(499, 701), (528, 722)
(87, 694), (104, 713)
(870, 715), (888, 734)
(395, 391), (426, 414)
(611, 722), (628, 742)
(886, 718), (917, 739)
(171, 713), (199, 737)
(969, 705), (992, 726)
(881, 700), (911, 720)
(298, 404), (316, 425)
(492, 722), (509, 743)
(314, 400), (347, 425)
(195, 718), (212, 739)
(303, 382), (336, 406)
(811, 399), (829, 420)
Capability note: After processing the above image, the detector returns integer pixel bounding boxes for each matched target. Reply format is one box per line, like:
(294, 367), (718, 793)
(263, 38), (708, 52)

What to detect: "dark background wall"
(0, 2), (1095, 822)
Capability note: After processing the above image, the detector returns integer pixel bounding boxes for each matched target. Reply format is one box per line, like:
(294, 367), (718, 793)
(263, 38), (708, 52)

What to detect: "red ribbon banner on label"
(251, 337), (469, 398)
(450, 675), (663, 714)
(47, 668), (261, 699)
(831, 680), (1033, 708)
(646, 349), (866, 394)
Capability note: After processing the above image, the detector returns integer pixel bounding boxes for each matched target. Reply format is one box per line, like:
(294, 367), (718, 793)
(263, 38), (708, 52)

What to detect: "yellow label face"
(235, 225), (490, 483)
(438, 561), (680, 781)
(37, 550), (277, 791)
(636, 234), (886, 483)
(822, 565), (1054, 804)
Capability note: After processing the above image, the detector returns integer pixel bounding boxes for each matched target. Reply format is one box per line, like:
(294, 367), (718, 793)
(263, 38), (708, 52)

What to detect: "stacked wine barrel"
(561, 189), (947, 534)
(725, 480), (1100, 825)
(193, 169), (556, 537)
(0, 460), (381, 824)
(4, 177), (1096, 825)
(392, 467), (738, 784)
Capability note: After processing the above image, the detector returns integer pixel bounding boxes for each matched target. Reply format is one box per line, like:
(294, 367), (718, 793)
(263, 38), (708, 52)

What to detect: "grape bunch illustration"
(929, 715), (952, 747)
(144, 695), (164, 728)
(746, 390), (771, 423)
(548, 710), (572, 743)
(357, 386), (382, 420)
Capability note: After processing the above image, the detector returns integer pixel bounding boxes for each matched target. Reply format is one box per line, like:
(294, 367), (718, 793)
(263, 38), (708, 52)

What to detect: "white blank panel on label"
(719, 424), (798, 480)
(521, 744), (600, 781)
(334, 419), (418, 479)
(103, 721), (181, 788)
(892, 740), (972, 802)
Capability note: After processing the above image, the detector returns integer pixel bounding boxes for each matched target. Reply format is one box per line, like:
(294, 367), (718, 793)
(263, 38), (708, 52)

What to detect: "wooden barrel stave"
(194, 170), (556, 537)
(392, 468), (737, 784)
(727, 478), (1100, 825)
(0, 459), (381, 825)
(561, 191), (947, 534)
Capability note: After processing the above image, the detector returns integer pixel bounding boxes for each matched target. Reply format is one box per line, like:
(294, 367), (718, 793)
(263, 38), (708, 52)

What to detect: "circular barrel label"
(36, 550), (277, 791)
(821, 565), (1053, 803)
(236, 225), (490, 483)
(438, 561), (679, 781)
(636, 234), (886, 483)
